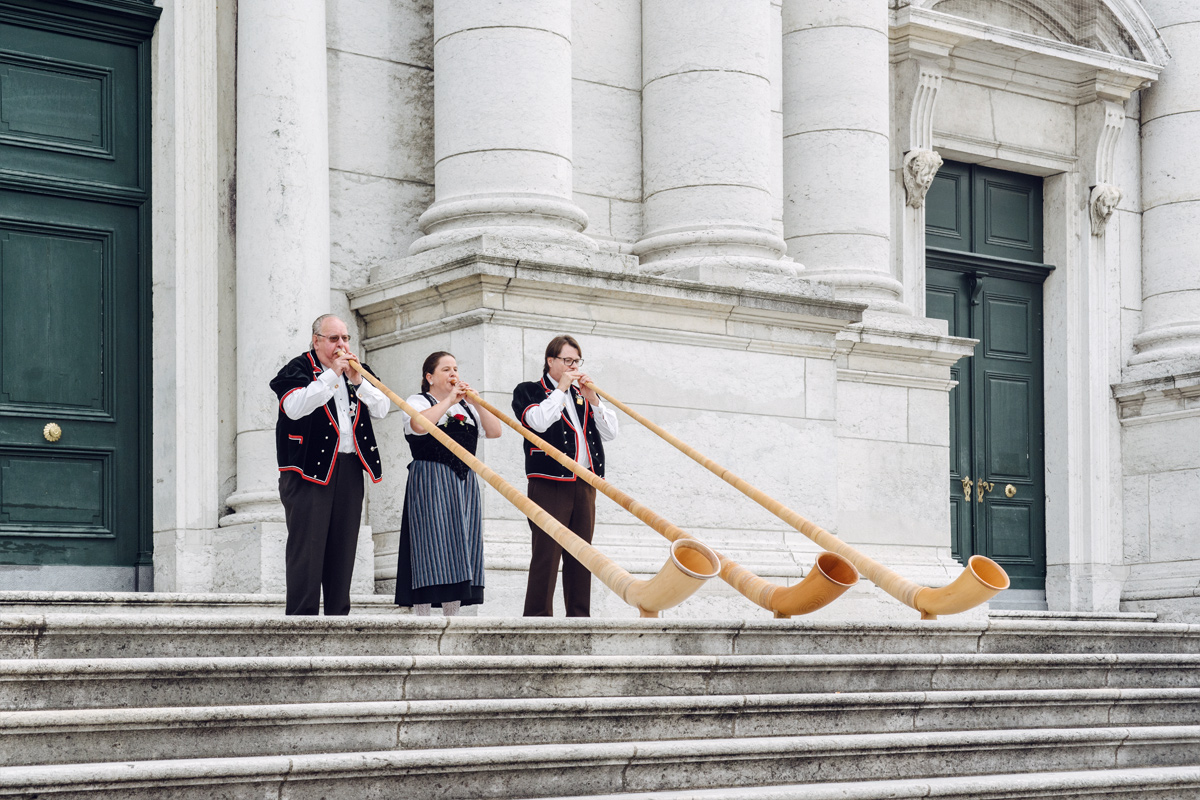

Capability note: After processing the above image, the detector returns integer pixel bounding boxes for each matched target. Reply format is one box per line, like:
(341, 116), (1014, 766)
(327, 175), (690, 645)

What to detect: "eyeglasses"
(554, 356), (584, 368)
(322, 334), (352, 343)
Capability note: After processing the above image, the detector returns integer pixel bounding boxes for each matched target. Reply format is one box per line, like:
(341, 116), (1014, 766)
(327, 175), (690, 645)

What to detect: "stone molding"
(351, 236), (864, 347)
(1112, 370), (1200, 425)
(890, 5), (1162, 107)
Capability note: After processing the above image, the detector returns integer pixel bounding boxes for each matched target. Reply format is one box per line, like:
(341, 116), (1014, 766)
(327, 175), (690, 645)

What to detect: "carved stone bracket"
(1089, 101), (1125, 237)
(1089, 183), (1122, 236)
(903, 149), (944, 209)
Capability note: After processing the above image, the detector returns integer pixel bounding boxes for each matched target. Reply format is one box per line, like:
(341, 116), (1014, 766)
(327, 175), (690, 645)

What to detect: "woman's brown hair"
(420, 351), (454, 393)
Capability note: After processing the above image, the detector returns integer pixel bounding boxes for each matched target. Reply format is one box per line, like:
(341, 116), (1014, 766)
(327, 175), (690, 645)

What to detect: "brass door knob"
(43, 422), (62, 442)
(976, 479), (995, 503)
(1005, 484), (1017, 498)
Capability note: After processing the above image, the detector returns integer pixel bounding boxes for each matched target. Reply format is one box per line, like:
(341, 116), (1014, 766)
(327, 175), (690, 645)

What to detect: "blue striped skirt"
(402, 460), (485, 593)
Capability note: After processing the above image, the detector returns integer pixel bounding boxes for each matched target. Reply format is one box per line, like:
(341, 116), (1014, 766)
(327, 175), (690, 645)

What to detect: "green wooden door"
(0, 1), (157, 581)
(925, 162), (1049, 591)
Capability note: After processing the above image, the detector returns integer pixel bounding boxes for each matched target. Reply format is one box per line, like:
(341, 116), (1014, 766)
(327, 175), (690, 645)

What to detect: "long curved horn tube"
(462, 388), (858, 618)
(347, 358), (720, 617)
(588, 384), (1009, 619)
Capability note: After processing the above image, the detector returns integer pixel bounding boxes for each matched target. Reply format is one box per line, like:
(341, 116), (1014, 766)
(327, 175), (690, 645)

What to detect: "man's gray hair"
(311, 314), (339, 337)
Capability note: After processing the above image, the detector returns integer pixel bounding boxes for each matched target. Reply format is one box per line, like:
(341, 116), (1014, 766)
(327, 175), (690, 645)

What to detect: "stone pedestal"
(781, 0), (907, 314)
(410, 0), (592, 254)
(634, 0), (790, 284)
(350, 236), (974, 621)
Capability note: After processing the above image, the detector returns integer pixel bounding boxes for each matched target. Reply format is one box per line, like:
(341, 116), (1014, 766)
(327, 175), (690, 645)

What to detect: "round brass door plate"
(43, 422), (62, 442)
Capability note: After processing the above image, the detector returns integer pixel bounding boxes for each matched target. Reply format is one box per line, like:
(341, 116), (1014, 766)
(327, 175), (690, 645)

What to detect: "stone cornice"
(350, 236), (866, 351)
(890, 6), (1162, 105)
(1112, 370), (1200, 425)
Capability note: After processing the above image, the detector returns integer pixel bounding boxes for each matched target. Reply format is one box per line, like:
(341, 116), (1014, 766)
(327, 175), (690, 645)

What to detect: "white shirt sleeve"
(522, 388), (569, 433)
(402, 393), (434, 436)
(592, 398), (619, 441)
(281, 368), (339, 421)
(354, 379), (391, 419)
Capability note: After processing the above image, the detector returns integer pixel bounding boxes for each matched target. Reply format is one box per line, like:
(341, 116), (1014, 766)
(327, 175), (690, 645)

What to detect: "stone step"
(0, 726), (1197, 798)
(3, 614), (1196, 660)
(4, 688), (1199, 767)
(0, 591), (406, 616)
(537, 766), (1200, 800)
(4, 652), (1199, 711)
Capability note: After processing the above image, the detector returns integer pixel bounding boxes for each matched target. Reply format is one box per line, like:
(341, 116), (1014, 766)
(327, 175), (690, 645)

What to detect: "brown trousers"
(523, 478), (597, 617)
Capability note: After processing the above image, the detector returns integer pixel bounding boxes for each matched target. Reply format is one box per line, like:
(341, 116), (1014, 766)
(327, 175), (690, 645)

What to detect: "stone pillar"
(1131, 2), (1200, 372)
(151, 0), (220, 591)
(219, 0), (331, 589)
(634, 0), (790, 283)
(410, 0), (593, 254)
(782, 0), (907, 314)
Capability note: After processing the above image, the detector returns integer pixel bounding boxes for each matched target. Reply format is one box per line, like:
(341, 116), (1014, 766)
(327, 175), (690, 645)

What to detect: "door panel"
(0, 1), (154, 577)
(0, 191), (139, 566)
(927, 266), (1046, 590)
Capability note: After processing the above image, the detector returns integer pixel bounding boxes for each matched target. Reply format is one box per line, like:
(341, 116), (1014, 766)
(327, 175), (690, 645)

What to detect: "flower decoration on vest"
(449, 411), (468, 428)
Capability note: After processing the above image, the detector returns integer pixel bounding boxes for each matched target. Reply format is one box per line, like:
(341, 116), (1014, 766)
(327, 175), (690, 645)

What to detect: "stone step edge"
(0, 726), (1196, 794)
(7, 650), (1199, 677)
(7, 687), (1199, 731)
(528, 766), (1200, 800)
(0, 591), (402, 614)
(0, 612), (1188, 635)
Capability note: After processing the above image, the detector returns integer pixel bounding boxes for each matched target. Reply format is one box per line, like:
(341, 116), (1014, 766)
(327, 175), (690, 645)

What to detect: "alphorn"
(344, 356), (721, 617)
(463, 386), (857, 618)
(587, 383), (1009, 620)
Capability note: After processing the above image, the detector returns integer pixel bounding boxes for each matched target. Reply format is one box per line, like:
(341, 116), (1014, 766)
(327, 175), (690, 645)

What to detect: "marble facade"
(143, 0), (1199, 621)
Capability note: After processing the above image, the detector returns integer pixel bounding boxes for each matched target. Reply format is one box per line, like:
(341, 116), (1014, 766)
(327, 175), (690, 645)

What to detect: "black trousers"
(524, 477), (597, 617)
(279, 459), (364, 615)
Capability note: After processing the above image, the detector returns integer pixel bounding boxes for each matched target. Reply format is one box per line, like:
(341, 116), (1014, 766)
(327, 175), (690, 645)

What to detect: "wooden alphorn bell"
(343, 356), (720, 617)
(460, 387), (859, 618)
(585, 383), (1009, 620)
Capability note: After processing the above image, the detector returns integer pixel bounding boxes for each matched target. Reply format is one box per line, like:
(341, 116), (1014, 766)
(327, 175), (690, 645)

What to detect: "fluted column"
(782, 0), (907, 313)
(634, 0), (790, 282)
(410, 0), (593, 254)
(1131, 1), (1200, 369)
(223, 0), (331, 525)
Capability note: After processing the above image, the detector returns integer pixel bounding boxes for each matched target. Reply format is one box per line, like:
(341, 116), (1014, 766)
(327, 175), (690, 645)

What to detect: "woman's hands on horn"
(451, 378), (503, 439)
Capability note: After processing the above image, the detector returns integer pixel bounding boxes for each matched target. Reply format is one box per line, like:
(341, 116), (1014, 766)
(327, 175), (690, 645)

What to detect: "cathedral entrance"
(925, 161), (1049, 592)
(0, 1), (157, 588)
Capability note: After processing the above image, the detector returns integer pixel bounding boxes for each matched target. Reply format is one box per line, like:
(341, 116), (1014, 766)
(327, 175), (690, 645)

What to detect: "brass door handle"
(976, 479), (995, 502)
(1005, 484), (1017, 498)
(961, 476), (973, 500)
(43, 422), (62, 442)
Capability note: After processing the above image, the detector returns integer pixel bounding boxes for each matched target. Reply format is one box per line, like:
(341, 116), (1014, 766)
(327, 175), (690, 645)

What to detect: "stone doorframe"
(889, 3), (1165, 611)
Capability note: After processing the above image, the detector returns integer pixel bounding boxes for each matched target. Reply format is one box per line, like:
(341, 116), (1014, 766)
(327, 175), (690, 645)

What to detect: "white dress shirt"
(523, 383), (618, 467)
(281, 367), (391, 453)
(402, 393), (477, 436)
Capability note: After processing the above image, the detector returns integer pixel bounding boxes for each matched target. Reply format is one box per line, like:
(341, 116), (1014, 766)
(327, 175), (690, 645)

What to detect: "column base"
(411, 194), (597, 255)
(1045, 563), (1126, 613)
(800, 268), (911, 315)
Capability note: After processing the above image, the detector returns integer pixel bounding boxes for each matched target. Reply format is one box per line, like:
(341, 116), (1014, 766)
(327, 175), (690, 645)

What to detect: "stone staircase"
(1, 599), (1199, 798)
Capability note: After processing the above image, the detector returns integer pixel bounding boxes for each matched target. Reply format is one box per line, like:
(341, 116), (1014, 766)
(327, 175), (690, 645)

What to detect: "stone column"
(1131, 1), (1200, 371)
(782, 0), (907, 314)
(220, 0), (331, 578)
(634, 0), (790, 283)
(410, 0), (593, 254)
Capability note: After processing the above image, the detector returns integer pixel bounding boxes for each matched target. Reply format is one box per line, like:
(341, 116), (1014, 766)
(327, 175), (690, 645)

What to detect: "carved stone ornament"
(1089, 183), (1122, 236)
(903, 149), (944, 209)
